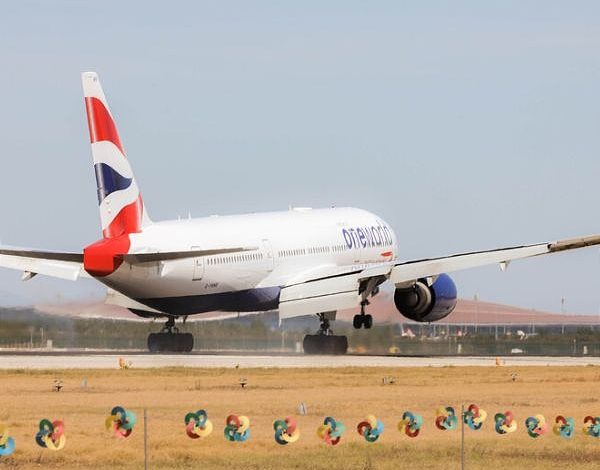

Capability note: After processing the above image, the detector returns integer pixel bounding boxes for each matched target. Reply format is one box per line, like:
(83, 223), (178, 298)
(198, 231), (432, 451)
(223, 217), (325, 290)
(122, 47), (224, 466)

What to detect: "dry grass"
(1, 365), (600, 469)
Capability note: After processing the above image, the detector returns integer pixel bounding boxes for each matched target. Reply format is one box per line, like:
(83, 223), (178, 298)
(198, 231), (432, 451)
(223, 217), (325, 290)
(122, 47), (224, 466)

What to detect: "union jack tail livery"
(82, 72), (150, 239)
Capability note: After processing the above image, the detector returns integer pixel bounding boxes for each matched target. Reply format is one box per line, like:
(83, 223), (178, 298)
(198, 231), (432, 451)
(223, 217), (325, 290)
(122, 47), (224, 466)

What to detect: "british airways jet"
(0, 72), (598, 354)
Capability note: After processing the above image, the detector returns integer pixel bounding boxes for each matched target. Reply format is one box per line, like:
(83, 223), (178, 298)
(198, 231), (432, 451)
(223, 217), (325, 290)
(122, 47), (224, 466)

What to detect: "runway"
(1, 353), (599, 369)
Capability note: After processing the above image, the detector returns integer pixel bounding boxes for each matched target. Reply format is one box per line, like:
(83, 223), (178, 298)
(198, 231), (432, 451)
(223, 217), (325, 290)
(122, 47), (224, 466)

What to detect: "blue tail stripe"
(94, 163), (133, 203)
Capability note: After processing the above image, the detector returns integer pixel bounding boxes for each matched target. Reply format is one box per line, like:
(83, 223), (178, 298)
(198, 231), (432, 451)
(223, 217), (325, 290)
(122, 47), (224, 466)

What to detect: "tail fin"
(81, 72), (151, 239)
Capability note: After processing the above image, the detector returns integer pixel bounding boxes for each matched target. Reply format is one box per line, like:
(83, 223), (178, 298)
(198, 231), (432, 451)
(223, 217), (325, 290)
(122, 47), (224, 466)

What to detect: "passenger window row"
(277, 244), (348, 258)
(207, 253), (263, 265)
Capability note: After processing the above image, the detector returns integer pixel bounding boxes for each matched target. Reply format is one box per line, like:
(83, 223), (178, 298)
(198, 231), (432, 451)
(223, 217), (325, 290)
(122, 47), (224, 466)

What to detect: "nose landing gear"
(147, 316), (194, 353)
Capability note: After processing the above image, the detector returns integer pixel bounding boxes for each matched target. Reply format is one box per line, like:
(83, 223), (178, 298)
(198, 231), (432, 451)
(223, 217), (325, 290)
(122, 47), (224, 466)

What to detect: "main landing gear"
(353, 300), (373, 329)
(303, 312), (348, 355)
(147, 316), (194, 353)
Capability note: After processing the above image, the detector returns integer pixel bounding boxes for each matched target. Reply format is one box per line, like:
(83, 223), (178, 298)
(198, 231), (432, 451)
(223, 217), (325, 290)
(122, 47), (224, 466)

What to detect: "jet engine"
(394, 273), (457, 322)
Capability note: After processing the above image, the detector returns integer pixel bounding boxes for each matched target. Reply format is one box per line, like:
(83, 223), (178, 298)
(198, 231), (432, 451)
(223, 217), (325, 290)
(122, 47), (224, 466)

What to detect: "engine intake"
(394, 273), (457, 322)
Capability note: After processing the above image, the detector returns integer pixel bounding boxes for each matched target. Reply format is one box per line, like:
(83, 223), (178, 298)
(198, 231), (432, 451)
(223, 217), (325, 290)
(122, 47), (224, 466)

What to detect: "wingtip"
(549, 234), (600, 253)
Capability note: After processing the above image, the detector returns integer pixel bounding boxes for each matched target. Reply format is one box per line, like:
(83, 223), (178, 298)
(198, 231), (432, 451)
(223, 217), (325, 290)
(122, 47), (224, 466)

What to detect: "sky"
(0, 1), (599, 314)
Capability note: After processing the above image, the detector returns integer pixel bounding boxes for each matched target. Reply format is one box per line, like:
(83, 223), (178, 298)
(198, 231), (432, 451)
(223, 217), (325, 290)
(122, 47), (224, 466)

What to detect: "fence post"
(144, 408), (148, 470)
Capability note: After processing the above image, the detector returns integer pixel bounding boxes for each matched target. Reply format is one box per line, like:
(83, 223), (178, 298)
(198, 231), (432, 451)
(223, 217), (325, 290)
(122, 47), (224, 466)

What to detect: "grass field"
(1, 364), (599, 469)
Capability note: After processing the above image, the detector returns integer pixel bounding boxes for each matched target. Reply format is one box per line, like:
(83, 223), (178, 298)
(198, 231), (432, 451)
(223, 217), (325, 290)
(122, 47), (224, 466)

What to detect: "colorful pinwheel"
(494, 411), (517, 435)
(583, 416), (600, 437)
(35, 419), (65, 451)
(398, 411), (423, 438)
(185, 409), (213, 439)
(435, 407), (458, 431)
(553, 416), (574, 439)
(317, 417), (345, 446)
(463, 404), (487, 431)
(0, 424), (15, 457)
(224, 414), (250, 442)
(274, 417), (300, 445)
(525, 415), (547, 438)
(105, 406), (136, 438)
(357, 415), (384, 442)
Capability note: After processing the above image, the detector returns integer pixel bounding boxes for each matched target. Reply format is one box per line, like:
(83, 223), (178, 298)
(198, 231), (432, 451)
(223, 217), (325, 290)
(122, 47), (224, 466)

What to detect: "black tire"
(148, 333), (161, 353)
(303, 335), (348, 355)
(334, 335), (348, 354)
(172, 334), (183, 352)
(179, 333), (194, 352)
(303, 335), (319, 354)
(148, 333), (194, 353)
(353, 315), (363, 329)
(320, 336), (347, 355)
(319, 336), (334, 354)
(173, 334), (183, 352)
(163, 334), (175, 352)
(364, 314), (373, 329)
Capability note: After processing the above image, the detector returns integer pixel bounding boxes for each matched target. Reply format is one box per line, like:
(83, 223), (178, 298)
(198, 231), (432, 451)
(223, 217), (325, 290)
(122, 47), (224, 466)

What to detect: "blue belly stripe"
(134, 287), (281, 316)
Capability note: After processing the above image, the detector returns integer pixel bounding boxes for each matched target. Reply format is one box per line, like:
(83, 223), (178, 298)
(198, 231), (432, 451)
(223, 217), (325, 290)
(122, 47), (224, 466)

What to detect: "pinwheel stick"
(461, 404), (465, 470)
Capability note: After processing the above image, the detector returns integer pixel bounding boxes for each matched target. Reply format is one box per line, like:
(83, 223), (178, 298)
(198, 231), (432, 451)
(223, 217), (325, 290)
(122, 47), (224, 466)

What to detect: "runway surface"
(1, 353), (599, 369)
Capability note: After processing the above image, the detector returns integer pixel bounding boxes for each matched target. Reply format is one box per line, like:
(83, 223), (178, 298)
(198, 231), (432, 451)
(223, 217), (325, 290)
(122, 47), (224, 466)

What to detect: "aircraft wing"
(389, 234), (600, 285)
(278, 234), (600, 320)
(0, 247), (86, 281)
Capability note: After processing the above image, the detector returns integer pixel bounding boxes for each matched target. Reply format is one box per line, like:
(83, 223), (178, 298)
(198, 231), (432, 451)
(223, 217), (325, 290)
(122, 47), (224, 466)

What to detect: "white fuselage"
(99, 207), (398, 315)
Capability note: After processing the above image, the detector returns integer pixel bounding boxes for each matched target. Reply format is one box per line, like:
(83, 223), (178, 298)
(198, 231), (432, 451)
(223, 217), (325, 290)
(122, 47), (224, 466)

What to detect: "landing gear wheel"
(303, 312), (348, 355)
(302, 334), (319, 355)
(178, 333), (194, 352)
(353, 314), (373, 329)
(148, 333), (160, 353)
(333, 335), (348, 354)
(303, 335), (348, 355)
(148, 316), (194, 353)
(147, 332), (194, 352)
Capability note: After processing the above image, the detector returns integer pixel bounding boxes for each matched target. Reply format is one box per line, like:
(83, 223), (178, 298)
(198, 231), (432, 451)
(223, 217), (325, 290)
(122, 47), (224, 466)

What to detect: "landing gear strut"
(303, 313), (348, 355)
(147, 316), (194, 353)
(353, 277), (383, 329)
(353, 300), (373, 329)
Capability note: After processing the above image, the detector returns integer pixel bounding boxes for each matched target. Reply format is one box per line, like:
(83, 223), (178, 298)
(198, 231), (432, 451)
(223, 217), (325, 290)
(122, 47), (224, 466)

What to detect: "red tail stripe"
(85, 97), (126, 156)
(103, 196), (143, 239)
(84, 235), (130, 277)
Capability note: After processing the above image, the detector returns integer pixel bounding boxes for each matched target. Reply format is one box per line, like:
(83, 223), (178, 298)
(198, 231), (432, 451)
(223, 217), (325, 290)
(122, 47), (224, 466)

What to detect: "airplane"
(0, 71), (599, 354)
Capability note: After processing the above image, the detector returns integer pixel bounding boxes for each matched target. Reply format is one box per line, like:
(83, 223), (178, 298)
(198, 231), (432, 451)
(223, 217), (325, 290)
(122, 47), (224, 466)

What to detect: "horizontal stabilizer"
(0, 249), (82, 262)
(0, 247), (85, 281)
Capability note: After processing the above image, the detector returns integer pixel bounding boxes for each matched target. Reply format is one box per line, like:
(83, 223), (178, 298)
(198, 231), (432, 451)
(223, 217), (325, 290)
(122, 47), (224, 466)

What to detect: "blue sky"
(1, 1), (600, 313)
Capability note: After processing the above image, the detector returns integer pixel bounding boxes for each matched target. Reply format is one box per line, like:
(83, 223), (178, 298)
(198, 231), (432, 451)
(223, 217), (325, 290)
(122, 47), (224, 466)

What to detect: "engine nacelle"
(394, 273), (457, 322)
